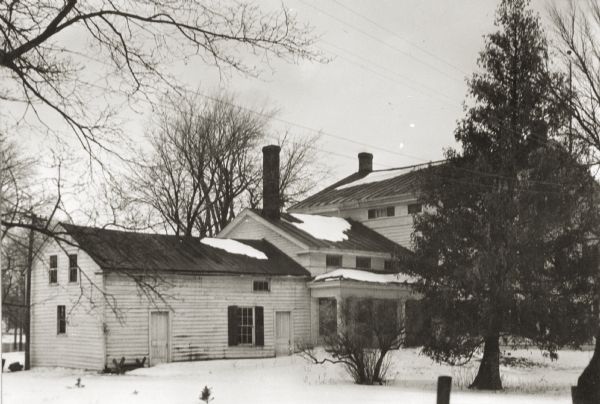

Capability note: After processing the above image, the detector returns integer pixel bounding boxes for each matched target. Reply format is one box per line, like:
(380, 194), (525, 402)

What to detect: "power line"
(175, 87), (434, 163)
(328, 0), (468, 77)
(297, 0), (464, 85)
(320, 41), (458, 107)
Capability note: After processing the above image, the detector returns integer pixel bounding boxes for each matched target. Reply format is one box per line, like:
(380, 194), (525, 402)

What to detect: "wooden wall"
(30, 240), (106, 370)
(103, 273), (311, 364)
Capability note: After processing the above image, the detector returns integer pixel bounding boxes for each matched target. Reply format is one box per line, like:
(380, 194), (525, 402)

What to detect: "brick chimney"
(262, 145), (281, 220)
(358, 152), (373, 173)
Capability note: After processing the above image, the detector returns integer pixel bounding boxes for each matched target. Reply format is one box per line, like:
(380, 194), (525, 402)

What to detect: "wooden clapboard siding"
(361, 216), (414, 249)
(30, 240), (105, 370)
(332, 204), (415, 249)
(103, 272), (310, 363)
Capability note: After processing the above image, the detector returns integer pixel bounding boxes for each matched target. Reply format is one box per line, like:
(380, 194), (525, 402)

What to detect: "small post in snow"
(436, 375), (452, 404)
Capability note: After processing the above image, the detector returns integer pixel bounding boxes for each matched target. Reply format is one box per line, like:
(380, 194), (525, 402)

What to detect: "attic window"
(356, 256), (371, 269)
(326, 254), (342, 268)
(253, 280), (270, 292)
(368, 206), (395, 219)
(49, 255), (58, 284)
(408, 203), (422, 214)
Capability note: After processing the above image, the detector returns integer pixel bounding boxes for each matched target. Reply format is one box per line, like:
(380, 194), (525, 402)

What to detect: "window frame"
(252, 280), (270, 293)
(367, 206), (395, 219)
(68, 254), (78, 283)
(238, 306), (255, 345)
(57, 305), (66, 335)
(355, 256), (372, 270)
(318, 297), (337, 337)
(49, 255), (58, 284)
(325, 254), (343, 268)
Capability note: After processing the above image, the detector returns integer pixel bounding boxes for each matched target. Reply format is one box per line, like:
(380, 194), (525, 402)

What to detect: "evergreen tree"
(408, 0), (599, 390)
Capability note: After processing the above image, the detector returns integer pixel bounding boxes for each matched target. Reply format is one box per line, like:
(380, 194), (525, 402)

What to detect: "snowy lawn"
(1, 348), (592, 404)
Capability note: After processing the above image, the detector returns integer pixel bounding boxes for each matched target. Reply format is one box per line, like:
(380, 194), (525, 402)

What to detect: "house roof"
(249, 210), (412, 258)
(289, 162), (441, 211)
(312, 268), (417, 284)
(61, 223), (310, 277)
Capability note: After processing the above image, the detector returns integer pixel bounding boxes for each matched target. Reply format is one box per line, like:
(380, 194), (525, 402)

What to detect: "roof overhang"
(289, 193), (419, 214)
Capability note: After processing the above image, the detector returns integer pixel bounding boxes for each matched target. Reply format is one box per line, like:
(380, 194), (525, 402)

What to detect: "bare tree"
(550, 2), (600, 400)
(0, 1), (321, 158)
(123, 91), (321, 237)
(300, 298), (404, 385)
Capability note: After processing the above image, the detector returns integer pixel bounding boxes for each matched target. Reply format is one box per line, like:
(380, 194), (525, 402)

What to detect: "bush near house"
(301, 297), (405, 385)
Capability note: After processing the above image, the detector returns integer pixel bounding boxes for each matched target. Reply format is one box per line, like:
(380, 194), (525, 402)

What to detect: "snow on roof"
(335, 167), (415, 190)
(313, 269), (418, 284)
(200, 238), (268, 260)
(288, 213), (351, 242)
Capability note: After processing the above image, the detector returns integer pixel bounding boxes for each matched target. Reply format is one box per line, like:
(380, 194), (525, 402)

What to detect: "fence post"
(437, 376), (452, 404)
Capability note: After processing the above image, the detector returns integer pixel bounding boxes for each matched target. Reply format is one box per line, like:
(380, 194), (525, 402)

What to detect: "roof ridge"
(368, 159), (446, 173)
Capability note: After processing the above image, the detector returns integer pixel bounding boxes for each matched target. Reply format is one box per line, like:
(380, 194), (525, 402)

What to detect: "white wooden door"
(150, 312), (169, 366)
(275, 311), (291, 356)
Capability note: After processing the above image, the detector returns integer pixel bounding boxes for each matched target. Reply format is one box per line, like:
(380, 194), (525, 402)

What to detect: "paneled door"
(275, 311), (291, 356)
(150, 311), (169, 366)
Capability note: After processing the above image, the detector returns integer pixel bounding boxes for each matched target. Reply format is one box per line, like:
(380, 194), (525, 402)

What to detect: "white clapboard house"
(30, 145), (427, 370)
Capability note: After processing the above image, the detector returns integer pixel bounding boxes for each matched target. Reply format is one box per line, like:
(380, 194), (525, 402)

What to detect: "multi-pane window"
(318, 298), (337, 337)
(228, 306), (263, 347)
(68, 254), (78, 283)
(367, 206), (395, 219)
(356, 256), (371, 270)
(253, 280), (270, 292)
(407, 203), (422, 214)
(49, 255), (58, 284)
(57, 305), (66, 334)
(239, 307), (254, 344)
(326, 254), (342, 268)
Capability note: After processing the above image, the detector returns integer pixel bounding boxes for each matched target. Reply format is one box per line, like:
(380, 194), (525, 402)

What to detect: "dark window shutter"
(254, 306), (264, 347)
(227, 306), (239, 346)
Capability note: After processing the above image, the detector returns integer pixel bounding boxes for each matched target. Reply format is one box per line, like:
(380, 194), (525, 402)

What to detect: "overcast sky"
(157, 0), (567, 177)
(12, 0), (571, 219)
(179, 0), (566, 177)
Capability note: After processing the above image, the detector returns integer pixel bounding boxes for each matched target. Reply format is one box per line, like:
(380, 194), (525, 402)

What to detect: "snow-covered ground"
(1, 348), (591, 404)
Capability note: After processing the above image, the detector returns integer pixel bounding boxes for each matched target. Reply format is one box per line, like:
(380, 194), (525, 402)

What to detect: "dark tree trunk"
(576, 332), (600, 403)
(469, 335), (502, 390)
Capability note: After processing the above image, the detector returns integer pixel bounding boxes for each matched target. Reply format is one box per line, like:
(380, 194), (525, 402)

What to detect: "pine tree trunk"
(576, 331), (600, 403)
(469, 335), (502, 390)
